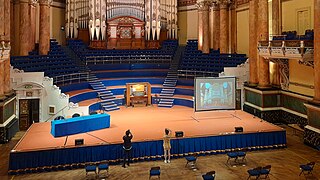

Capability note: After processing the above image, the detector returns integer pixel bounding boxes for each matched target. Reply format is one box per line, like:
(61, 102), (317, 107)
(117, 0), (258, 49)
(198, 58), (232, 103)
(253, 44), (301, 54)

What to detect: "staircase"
(62, 46), (87, 72)
(88, 73), (120, 112)
(158, 46), (184, 108)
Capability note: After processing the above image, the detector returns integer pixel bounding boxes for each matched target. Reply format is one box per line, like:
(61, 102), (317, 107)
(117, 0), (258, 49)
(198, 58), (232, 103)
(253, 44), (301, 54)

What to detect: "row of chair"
(247, 165), (271, 179)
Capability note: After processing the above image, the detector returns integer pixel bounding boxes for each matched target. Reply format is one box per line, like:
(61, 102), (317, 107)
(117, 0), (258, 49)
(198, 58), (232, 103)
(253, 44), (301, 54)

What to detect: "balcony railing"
(258, 40), (314, 67)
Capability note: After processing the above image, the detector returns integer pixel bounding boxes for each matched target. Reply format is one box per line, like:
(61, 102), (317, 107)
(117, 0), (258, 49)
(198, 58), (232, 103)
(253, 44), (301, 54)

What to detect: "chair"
(185, 153), (198, 169)
(85, 165), (97, 178)
(89, 111), (98, 115)
(72, 113), (81, 118)
(202, 171), (215, 180)
(226, 152), (238, 165)
(149, 166), (160, 179)
(97, 163), (109, 177)
(247, 167), (262, 180)
(259, 165), (271, 179)
(299, 162), (315, 177)
(54, 116), (65, 120)
(236, 151), (247, 164)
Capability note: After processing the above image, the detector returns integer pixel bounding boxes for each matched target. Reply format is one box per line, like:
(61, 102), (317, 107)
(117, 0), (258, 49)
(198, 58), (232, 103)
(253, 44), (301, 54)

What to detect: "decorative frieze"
(39, 0), (52, 6)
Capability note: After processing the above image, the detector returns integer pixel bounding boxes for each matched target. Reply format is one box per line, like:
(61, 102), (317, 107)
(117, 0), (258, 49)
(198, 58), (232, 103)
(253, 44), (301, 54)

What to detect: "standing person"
(122, 129), (133, 168)
(163, 128), (172, 163)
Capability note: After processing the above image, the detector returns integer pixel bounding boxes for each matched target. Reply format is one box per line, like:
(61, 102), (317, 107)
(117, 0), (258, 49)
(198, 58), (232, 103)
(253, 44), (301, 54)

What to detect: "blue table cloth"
(51, 113), (110, 137)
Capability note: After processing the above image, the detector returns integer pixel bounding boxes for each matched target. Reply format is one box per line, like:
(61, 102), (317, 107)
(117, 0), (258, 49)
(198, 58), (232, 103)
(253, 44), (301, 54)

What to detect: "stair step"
(160, 98), (174, 102)
(101, 96), (116, 100)
(102, 103), (118, 109)
(104, 106), (120, 111)
(158, 104), (173, 108)
(101, 101), (115, 106)
(161, 89), (175, 93)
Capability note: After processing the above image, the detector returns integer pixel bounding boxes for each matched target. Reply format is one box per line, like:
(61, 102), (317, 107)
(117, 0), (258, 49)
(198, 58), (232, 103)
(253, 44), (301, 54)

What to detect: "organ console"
(126, 82), (151, 107)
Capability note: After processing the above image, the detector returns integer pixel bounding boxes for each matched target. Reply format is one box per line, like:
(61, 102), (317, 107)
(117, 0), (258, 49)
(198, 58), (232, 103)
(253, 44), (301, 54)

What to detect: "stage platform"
(9, 106), (286, 174)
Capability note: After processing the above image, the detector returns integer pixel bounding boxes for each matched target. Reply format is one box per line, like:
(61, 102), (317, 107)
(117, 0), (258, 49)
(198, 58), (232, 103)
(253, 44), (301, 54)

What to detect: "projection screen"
(194, 77), (236, 112)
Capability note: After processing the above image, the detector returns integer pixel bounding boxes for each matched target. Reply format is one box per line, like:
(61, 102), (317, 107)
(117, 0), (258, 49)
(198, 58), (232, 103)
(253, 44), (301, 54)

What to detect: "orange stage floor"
(13, 106), (283, 152)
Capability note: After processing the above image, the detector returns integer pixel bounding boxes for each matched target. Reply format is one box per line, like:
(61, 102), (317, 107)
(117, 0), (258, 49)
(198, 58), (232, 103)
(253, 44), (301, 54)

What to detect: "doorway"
(297, 8), (310, 35)
(19, 99), (40, 130)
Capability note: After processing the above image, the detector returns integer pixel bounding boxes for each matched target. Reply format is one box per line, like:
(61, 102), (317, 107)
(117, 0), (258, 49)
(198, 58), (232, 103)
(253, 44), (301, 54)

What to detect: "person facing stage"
(122, 129), (133, 168)
(163, 128), (172, 163)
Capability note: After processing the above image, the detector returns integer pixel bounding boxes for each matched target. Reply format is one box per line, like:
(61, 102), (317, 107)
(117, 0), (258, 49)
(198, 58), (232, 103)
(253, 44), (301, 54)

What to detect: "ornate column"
(10, 0), (15, 55)
(197, 2), (204, 51)
(39, 0), (51, 55)
(272, 0), (281, 35)
(230, 1), (236, 53)
(19, 0), (30, 56)
(202, 1), (210, 54)
(29, 0), (37, 52)
(219, 0), (229, 53)
(257, 0), (270, 88)
(0, 42), (11, 100)
(314, 0), (320, 102)
(211, 2), (220, 50)
(249, 0), (258, 86)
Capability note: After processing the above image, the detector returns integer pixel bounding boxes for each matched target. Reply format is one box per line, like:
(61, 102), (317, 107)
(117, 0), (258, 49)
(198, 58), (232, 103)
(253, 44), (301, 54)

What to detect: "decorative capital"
(29, 0), (38, 6)
(217, 0), (232, 9)
(210, 1), (220, 11)
(0, 41), (11, 62)
(196, 1), (211, 11)
(39, 0), (52, 6)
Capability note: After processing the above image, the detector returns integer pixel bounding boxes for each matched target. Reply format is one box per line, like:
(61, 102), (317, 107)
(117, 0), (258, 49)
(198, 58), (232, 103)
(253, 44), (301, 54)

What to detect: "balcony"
(258, 40), (314, 68)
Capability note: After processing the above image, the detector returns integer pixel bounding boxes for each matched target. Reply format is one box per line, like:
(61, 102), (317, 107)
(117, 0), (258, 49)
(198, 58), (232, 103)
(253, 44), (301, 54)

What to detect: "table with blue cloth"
(51, 113), (110, 137)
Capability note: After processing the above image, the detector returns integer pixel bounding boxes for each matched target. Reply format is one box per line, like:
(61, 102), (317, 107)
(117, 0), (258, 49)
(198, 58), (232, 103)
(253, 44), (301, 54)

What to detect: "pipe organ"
(65, 0), (178, 49)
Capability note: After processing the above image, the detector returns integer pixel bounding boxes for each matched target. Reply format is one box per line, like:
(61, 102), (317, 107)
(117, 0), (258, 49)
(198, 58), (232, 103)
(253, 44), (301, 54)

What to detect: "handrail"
(44, 105), (69, 122)
(84, 55), (172, 65)
(53, 72), (89, 86)
(177, 69), (219, 79)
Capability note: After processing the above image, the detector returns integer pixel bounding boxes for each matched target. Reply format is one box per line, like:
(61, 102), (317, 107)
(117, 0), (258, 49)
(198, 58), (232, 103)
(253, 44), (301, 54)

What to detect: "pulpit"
(126, 82), (151, 107)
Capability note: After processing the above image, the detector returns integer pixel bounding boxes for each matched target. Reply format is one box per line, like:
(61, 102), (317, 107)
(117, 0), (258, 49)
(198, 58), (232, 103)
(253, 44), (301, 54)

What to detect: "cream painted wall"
(51, 7), (66, 45)
(288, 60), (314, 96)
(282, 0), (314, 33)
(178, 9), (198, 45)
(236, 9), (249, 55)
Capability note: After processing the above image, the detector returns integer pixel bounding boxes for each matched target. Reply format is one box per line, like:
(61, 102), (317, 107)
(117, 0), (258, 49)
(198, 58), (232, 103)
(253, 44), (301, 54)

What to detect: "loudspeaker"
(235, 127), (243, 132)
(175, 131), (184, 137)
(75, 139), (84, 146)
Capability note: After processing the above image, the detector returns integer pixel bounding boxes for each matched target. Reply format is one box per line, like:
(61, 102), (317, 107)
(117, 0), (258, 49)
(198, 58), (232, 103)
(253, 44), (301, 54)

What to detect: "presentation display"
(195, 77), (236, 111)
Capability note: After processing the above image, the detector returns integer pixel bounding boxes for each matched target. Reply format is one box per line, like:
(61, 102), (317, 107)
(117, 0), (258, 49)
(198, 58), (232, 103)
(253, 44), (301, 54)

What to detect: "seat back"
(151, 166), (160, 171)
(206, 171), (216, 176)
(307, 162), (315, 169)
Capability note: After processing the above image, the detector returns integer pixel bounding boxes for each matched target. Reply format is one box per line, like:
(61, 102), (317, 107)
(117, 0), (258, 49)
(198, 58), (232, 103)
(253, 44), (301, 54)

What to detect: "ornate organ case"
(107, 16), (145, 49)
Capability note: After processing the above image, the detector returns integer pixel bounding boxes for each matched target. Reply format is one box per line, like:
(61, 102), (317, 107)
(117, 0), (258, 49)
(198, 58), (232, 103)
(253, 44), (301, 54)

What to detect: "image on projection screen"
(195, 77), (236, 111)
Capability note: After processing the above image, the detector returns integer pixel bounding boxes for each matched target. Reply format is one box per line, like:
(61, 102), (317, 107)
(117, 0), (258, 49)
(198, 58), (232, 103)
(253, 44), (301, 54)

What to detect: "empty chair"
(185, 153), (198, 169)
(226, 152), (238, 165)
(202, 171), (215, 180)
(259, 165), (271, 179)
(72, 113), (81, 118)
(98, 163), (109, 177)
(247, 167), (262, 180)
(85, 165), (97, 178)
(54, 116), (65, 120)
(299, 162), (315, 177)
(89, 111), (98, 115)
(149, 166), (160, 179)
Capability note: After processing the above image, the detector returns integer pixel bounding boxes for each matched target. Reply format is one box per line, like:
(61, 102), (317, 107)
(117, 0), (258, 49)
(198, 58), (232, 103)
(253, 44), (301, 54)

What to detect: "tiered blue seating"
(272, 29), (314, 41)
(11, 39), (81, 77)
(67, 39), (178, 63)
(180, 40), (247, 75)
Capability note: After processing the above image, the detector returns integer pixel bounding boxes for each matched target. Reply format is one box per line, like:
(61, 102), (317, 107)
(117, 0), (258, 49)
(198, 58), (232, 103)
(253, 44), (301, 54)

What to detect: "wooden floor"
(1, 125), (319, 180)
(13, 106), (282, 152)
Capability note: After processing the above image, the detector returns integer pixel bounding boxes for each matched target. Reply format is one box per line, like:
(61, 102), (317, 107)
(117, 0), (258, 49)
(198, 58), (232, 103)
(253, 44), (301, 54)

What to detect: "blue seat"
(98, 163), (109, 176)
(247, 167), (262, 180)
(149, 166), (160, 179)
(259, 165), (271, 179)
(85, 165), (97, 177)
(185, 154), (198, 169)
(202, 171), (215, 180)
(299, 162), (315, 177)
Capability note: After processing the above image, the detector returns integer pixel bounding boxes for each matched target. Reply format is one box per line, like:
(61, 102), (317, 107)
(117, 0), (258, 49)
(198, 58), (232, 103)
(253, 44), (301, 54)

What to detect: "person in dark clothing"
(122, 129), (133, 168)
